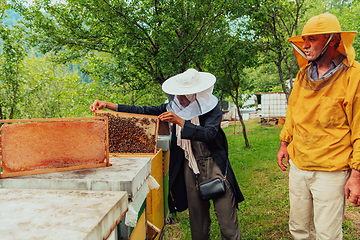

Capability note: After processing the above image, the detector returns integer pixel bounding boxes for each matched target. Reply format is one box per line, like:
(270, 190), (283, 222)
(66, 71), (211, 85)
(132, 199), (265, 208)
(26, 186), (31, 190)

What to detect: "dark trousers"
(183, 157), (241, 240)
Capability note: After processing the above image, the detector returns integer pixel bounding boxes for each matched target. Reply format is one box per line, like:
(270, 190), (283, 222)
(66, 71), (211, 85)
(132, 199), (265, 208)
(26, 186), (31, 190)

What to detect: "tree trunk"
(235, 101), (250, 147)
(289, 57), (295, 92)
(219, 94), (223, 110)
(0, 103), (3, 120)
(9, 71), (20, 120)
(275, 60), (290, 101)
(233, 113), (236, 134)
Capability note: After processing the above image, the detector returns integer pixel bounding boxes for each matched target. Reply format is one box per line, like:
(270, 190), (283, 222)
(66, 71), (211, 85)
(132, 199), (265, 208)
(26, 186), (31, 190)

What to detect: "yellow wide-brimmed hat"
(288, 13), (357, 68)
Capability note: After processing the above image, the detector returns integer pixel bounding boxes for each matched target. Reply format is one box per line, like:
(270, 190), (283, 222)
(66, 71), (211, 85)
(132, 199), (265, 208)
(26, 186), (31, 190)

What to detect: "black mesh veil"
(297, 62), (350, 91)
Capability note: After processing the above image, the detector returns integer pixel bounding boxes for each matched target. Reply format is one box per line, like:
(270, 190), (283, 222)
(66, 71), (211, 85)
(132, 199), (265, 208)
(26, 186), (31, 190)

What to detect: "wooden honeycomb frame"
(95, 110), (159, 156)
(0, 117), (109, 178)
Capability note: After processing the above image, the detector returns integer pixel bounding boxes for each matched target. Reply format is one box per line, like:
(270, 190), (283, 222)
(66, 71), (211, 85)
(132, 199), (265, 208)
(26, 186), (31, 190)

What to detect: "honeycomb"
(98, 112), (158, 153)
(0, 120), (107, 172)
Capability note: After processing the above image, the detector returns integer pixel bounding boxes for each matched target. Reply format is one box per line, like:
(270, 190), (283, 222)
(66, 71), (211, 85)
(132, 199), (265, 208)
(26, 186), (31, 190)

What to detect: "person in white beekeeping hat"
(91, 68), (244, 239)
(277, 13), (360, 239)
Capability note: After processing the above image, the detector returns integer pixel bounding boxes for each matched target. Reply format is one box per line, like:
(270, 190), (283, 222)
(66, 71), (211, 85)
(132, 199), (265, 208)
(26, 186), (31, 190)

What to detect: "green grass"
(163, 119), (360, 239)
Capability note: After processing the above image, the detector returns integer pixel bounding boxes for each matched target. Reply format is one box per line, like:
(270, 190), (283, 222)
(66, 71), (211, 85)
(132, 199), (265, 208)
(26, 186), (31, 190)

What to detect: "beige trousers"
(289, 161), (350, 240)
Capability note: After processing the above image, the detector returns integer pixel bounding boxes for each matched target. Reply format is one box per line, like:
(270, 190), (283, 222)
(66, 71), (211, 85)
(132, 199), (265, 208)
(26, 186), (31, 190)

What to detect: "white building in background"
(221, 92), (288, 121)
(221, 95), (258, 121)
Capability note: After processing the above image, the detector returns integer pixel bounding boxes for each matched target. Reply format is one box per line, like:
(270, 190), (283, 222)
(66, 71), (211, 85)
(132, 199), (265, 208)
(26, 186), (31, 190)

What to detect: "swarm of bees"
(100, 113), (157, 153)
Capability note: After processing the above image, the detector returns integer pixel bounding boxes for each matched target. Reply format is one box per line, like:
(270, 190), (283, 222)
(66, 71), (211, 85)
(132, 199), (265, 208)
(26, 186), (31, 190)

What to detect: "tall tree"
(12, 0), (240, 92)
(245, 0), (307, 100)
(209, 31), (258, 147)
(0, 26), (26, 120)
(0, 0), (10, 120)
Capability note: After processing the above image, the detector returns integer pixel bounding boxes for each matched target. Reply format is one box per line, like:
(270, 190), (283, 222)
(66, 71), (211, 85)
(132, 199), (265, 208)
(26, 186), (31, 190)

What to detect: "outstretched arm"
(90, 100), (116, 112)
(277, 141), (290, 171)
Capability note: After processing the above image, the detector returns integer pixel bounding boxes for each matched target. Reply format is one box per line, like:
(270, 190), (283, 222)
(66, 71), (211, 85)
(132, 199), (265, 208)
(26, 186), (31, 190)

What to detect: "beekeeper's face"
(302, 34), (328, 61)
(177, 95), (191, 107)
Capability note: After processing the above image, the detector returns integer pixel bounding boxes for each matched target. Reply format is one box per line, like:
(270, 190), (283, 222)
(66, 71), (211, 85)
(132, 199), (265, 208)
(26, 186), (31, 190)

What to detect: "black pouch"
(198, 177), (226, 200)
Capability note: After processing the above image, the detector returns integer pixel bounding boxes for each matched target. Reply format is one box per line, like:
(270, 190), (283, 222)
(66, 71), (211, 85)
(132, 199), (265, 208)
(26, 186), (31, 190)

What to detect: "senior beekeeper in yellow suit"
(277, 13), (360, 239)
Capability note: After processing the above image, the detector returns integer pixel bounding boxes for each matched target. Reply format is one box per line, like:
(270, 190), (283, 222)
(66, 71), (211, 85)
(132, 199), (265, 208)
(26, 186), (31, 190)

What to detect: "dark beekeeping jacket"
(116, 102), (244, 213)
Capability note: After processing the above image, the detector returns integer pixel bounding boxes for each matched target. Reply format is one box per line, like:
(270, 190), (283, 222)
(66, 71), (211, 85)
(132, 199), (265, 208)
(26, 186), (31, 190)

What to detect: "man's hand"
(90, 100), (116, 113)
(277, 141), (290, 171)
(345, 169), (360, 207)
(158, 111), (184, 127)
(90, 100), (107, 113)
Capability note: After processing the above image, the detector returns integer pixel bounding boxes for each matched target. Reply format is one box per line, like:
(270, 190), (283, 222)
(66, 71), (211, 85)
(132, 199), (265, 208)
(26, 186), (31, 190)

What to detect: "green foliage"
(12, 0), (241, 86)
(0, 25), (26, 119)
(0, 47), (167, 119)
(8, 0), (250, 109)
(206, 28), (259, 146)
(73, 51), (167, 106)
(244, 64), (280, 93)
(243, 0), (307, 97)
(210, 36), (258, 99)
(331, 3), (360, 62)
(0, 1), (10, 17)
(1, 0), (360, 121)
(17, 51), (97, 118)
